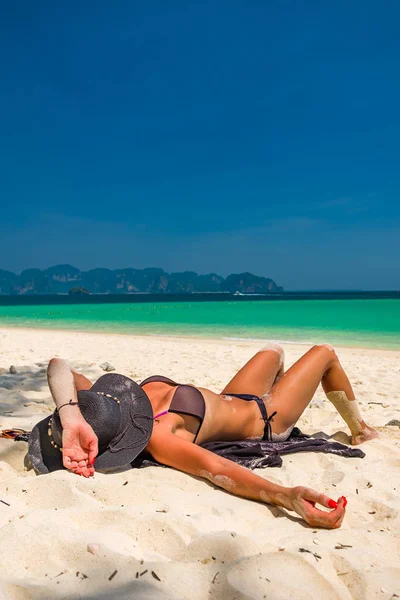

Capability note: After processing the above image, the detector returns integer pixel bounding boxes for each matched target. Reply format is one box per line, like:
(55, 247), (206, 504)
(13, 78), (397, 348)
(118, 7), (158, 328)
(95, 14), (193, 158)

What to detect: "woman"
(30, 343), (377, 529)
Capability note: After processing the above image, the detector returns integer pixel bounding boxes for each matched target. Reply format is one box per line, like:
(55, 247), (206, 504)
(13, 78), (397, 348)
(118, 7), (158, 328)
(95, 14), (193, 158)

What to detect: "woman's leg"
(266, 345), (378, 445)
(221, 343), (285, 397)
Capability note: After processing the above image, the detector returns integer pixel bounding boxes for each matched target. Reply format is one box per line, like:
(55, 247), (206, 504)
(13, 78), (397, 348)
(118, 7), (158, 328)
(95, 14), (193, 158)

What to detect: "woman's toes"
(352, 426), (379, 445)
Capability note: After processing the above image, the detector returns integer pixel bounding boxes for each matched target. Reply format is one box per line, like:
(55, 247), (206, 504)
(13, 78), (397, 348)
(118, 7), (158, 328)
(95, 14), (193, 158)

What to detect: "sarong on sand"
(131, 428), (364, 469)
(1, 427), (365, 471)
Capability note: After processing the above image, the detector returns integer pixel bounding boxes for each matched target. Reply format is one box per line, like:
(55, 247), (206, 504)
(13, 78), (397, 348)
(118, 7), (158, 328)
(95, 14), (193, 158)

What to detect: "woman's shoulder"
(148, 415), (195, 448)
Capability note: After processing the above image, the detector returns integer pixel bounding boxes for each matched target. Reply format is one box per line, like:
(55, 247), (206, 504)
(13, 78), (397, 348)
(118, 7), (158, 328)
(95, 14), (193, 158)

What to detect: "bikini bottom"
(228, 393), (294, 442)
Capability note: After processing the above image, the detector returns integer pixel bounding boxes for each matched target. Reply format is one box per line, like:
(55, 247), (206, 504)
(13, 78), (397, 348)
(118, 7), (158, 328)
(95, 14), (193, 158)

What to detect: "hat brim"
(28, 374), (154, 475)
(28, 415), (63, 474)
(91, 374), (154, 472)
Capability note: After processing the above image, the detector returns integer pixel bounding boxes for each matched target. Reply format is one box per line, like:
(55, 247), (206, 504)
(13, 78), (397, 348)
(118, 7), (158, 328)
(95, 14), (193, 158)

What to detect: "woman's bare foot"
(351, 424), (379, 445)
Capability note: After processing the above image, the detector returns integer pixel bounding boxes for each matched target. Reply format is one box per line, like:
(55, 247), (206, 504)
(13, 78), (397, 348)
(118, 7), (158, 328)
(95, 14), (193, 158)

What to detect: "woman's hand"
(284, 486), (347, 528)
(62, 420), (98, 478)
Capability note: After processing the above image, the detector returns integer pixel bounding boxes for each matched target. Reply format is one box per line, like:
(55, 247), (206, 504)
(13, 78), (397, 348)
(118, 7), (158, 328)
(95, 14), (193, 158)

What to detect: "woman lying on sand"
(24, 344), (378, 529)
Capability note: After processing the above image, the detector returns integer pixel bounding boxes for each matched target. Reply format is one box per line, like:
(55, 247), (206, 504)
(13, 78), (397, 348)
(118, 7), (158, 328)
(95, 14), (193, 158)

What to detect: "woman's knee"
(311, 344), (338, 367)
(259, 342), (285, 364)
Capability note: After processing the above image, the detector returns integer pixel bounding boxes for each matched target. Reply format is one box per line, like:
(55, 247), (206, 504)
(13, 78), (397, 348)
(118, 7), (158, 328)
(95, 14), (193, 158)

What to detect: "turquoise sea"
(0, 298), (399, 349)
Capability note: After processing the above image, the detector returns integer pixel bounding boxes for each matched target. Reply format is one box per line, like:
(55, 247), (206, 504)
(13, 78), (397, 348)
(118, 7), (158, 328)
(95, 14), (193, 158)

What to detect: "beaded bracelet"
(57, 399), (79, 411)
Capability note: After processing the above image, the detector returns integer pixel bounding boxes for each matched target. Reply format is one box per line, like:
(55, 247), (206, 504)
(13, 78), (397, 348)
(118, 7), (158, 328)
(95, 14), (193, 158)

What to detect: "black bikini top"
(140, 375), (205, 442)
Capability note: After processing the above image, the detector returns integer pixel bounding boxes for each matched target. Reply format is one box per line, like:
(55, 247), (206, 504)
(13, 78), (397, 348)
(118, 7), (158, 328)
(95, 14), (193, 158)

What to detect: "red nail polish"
(342, 496), (347, 507)
(328, 499), (338, 509)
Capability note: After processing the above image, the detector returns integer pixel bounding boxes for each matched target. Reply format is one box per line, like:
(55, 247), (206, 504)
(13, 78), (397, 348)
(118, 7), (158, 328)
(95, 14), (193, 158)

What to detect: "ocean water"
(0, 298), (399, 349)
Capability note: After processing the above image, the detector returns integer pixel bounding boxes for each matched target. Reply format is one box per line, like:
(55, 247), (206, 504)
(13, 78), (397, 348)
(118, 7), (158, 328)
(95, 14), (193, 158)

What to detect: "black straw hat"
(28, 373), (154, 474)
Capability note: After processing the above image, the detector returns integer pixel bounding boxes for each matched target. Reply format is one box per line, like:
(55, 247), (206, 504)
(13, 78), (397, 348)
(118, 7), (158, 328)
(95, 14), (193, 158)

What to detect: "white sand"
(0, 327), (399, 600)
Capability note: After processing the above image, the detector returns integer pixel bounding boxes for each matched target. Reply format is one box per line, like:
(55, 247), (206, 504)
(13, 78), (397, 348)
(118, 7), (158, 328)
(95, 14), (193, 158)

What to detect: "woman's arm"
(147, 431), (346, 529)
(71, 369), (93, 391)
(47, 358), (98, 477)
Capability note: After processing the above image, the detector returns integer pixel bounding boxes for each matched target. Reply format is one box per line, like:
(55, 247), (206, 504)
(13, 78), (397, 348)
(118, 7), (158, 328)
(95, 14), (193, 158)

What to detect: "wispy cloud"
(314, 196), (371, 215)
(316, 196), (352, 209)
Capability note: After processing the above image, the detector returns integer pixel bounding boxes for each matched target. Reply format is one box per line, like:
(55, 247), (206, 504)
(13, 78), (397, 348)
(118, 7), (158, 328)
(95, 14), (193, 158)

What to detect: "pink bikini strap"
(153, 410), (169, 420)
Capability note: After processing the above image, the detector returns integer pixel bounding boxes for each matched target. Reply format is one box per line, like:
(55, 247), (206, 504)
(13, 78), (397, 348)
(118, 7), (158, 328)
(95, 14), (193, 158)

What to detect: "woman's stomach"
(196, 388), (262, 444)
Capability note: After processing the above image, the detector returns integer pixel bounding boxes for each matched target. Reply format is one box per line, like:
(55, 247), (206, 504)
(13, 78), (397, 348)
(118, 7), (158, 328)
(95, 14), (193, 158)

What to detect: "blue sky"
(1, 1), (399, 289)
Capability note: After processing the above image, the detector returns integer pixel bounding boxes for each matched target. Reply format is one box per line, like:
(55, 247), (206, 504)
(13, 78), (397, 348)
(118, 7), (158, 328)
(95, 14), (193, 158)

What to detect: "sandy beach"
(0, 327), (399, 600)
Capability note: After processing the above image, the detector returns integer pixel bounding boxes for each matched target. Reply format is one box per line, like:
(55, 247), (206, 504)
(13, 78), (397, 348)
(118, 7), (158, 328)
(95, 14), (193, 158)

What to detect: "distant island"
(0, 265), (283, 295)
